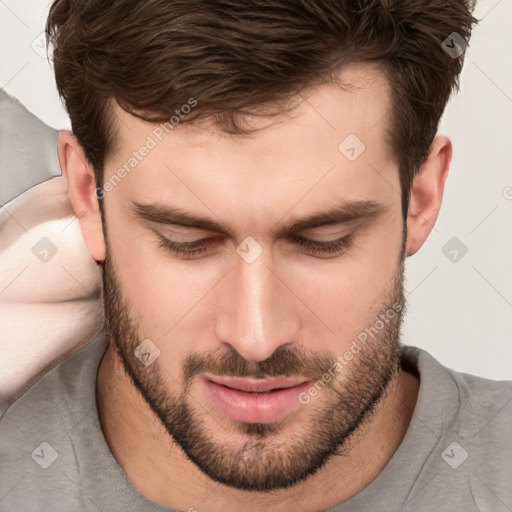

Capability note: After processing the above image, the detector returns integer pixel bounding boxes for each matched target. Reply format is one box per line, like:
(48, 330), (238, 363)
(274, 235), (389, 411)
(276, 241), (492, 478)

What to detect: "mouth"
(200, 375), (313, 423)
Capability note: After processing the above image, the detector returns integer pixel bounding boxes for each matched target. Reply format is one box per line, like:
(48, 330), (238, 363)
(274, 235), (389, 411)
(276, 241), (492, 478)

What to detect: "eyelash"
(156, 233), (354, 259)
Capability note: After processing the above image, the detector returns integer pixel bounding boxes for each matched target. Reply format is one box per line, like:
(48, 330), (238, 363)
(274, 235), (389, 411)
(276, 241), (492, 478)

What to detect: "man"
(1, 1), (510, 511)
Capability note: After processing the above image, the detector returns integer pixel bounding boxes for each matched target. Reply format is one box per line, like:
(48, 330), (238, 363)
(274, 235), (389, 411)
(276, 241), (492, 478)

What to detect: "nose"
(214, 241), (301, 362)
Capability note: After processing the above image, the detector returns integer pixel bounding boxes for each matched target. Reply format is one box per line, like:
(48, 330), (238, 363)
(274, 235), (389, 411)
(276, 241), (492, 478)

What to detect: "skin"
(58, 62), (451, 511)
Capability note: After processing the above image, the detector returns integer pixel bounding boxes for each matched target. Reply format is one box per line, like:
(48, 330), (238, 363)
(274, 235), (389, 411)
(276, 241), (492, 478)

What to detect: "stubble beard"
(102, 240), (407, 492)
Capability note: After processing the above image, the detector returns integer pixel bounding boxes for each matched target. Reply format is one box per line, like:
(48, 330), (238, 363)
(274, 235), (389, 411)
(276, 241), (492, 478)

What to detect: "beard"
(102, 234), (407, 493)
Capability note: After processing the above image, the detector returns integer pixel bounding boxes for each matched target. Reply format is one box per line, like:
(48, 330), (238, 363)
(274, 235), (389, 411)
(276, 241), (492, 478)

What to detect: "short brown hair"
(46, 0), (477, 219)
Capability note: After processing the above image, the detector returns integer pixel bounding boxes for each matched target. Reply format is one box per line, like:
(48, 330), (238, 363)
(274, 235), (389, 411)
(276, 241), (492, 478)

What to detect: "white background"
(1, 0), (511, 379)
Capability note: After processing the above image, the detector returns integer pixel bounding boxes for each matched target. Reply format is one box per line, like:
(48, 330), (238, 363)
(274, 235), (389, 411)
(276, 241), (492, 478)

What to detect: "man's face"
(101, 63), (407, 491)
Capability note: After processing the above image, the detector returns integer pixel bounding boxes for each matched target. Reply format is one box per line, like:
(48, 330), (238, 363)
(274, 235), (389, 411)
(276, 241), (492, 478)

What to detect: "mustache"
(180, 344), (337, 385)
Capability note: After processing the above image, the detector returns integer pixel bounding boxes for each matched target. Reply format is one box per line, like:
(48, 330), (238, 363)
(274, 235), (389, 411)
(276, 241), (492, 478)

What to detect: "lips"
(200, 374), (313, 423)
(204, 375), (311, 393)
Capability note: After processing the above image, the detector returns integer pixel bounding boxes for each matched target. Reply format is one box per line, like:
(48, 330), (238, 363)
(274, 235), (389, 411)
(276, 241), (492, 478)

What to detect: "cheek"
(290, 222), (402, 345)
(106, 218), (206, 340)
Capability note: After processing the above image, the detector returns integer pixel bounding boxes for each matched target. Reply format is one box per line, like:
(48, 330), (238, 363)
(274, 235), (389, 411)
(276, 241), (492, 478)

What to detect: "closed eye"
(155, 232), (354, 259)
(289, 234), (353, 256)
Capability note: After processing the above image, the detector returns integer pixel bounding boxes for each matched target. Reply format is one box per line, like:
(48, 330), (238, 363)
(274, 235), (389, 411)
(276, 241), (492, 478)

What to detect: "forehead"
(103, 62), (396, 223)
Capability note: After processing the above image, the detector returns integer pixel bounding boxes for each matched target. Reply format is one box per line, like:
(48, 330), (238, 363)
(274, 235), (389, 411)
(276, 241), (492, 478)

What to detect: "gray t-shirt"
(1, 331), (511, 512)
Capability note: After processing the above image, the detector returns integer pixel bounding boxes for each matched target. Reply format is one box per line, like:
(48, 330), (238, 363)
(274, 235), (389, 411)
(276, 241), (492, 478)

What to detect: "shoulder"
(402, 344), (512, 432)
(0, 330), (107, 430)
(402, 344), (512, 414)
(400, 345), (512, 506)
(0, 331), (107, 472)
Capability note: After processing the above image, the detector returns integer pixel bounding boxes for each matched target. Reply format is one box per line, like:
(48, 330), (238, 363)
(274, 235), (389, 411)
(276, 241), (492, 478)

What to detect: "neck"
(97, 344), (419, 512)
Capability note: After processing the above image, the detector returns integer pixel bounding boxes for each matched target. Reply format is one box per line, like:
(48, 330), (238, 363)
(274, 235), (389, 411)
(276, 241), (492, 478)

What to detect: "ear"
(57, 130), (106, 262)
(405, 135), (452, 257)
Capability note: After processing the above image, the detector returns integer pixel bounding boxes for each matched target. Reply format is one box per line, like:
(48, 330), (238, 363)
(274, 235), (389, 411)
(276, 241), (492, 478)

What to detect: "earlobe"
(57, 130), (106, 262)
(405, 135), (452, 257)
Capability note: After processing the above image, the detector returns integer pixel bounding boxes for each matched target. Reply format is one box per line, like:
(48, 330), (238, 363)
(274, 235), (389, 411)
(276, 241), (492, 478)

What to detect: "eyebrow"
(130, 199), (386, 239)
